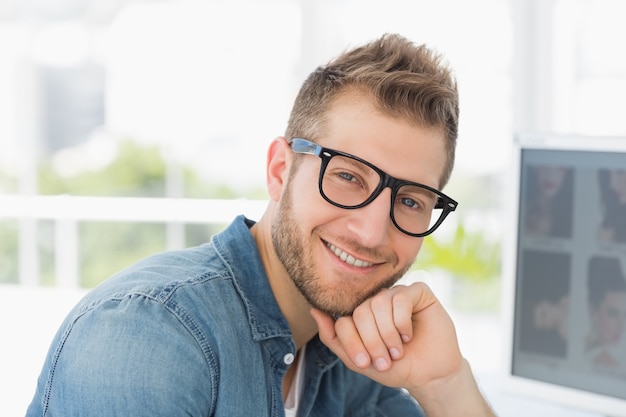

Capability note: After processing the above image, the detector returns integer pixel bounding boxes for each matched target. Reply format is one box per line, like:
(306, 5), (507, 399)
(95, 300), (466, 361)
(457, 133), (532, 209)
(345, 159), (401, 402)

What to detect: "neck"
(250, 212), (319, 350)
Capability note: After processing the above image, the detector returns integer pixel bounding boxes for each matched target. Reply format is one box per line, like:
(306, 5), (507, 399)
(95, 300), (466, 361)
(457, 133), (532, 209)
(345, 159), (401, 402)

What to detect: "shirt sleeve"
(27, 294), (215, 417)
(377, 386), (426, 416)
(337, 366), (426, 417)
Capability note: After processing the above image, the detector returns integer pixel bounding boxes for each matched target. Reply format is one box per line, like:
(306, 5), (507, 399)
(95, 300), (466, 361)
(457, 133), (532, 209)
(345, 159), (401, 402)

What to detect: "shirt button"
(283, 353), (295, 365)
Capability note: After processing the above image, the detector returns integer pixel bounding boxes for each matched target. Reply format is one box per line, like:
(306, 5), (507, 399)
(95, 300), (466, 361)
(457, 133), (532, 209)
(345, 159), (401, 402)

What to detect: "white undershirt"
(284, 345), (306, 417)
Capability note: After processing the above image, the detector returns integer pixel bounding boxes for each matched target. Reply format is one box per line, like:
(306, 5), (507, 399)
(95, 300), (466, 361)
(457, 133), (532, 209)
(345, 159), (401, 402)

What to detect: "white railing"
(0, 194), (268, 288)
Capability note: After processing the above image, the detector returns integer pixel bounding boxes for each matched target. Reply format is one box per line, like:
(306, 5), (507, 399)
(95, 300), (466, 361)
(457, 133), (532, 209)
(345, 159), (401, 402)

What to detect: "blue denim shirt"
(27, 215), (425, 416)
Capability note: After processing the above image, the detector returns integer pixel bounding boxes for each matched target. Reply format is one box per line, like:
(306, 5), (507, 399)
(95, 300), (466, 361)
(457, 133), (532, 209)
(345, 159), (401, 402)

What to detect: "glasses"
(290, 138), (458, 237)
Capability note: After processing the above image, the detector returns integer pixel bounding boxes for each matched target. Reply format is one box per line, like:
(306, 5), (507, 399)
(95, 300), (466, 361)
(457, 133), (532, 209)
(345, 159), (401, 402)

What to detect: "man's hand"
(310, 282), (461, 389)
(310, 282), (495, 416)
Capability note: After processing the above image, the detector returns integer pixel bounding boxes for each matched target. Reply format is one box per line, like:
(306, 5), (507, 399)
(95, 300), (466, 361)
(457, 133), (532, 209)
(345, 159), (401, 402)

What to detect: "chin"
(313, 302), (357, 318)
(308, 293), (359, 317)
(311, 284), (382, 317)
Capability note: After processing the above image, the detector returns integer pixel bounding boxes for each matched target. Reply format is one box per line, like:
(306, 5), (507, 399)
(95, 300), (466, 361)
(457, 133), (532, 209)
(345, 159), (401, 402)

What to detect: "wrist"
(408, 359), (495, 417)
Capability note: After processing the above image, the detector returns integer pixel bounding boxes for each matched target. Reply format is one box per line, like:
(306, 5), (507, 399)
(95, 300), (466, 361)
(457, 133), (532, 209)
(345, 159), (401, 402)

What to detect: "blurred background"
(1, 0), (625, 415)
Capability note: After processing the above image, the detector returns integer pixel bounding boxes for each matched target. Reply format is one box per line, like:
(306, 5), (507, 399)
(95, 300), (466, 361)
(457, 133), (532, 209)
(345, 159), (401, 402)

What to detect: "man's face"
(272, 92), (448, 316)
(534, 165), (568, 198)
(594, 291), (626, 346)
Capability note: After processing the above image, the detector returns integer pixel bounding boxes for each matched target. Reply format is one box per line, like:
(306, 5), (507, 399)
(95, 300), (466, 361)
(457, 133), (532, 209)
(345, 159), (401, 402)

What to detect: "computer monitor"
(502, 133), (626, 417)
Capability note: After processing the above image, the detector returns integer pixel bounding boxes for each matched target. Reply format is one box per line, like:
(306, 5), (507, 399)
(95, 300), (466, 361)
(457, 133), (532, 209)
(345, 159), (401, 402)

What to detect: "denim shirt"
(27, 215), (425, 417)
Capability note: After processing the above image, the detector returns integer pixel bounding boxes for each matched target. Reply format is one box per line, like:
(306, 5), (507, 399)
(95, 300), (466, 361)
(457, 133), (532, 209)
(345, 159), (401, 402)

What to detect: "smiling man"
(28, 34), (495, 416)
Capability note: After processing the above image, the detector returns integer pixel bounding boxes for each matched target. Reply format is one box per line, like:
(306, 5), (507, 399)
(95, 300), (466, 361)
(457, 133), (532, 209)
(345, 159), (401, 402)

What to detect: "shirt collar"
(211, 215), (293, 341)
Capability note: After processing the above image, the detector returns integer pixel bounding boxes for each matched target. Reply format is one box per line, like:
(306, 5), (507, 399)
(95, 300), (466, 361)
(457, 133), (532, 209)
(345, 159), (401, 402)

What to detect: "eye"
(399, 196), (421, 210)
(338, 171), (358, 183)
(329, 169), (366, 190)
(395, 185), (438, 213)
(326, 161), (371, 190)
(397, 196), (428, 213)
(324, 154), (379, 196)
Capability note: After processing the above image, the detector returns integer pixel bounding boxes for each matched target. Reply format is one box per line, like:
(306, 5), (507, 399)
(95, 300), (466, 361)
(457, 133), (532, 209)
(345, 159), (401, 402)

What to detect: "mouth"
(325, 242), (374, 268)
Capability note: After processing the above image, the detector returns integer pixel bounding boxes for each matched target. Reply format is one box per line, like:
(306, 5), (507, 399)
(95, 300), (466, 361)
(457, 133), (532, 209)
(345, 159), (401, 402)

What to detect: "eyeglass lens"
(321, 154), (443, 235)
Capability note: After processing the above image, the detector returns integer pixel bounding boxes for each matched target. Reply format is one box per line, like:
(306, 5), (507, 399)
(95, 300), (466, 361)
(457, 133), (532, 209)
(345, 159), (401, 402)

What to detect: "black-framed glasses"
(290, 138), (458, 237)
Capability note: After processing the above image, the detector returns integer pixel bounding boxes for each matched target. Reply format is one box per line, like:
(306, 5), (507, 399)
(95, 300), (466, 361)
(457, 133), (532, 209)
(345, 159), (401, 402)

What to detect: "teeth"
(327, 243), (373, 268)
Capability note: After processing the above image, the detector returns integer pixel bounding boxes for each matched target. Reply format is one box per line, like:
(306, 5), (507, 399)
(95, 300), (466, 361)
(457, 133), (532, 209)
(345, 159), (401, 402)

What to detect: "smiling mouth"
(326, 242), (374, 268)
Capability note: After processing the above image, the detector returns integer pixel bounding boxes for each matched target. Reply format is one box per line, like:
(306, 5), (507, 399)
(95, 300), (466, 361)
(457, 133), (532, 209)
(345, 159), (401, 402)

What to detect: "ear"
(266, 136), (292, 202)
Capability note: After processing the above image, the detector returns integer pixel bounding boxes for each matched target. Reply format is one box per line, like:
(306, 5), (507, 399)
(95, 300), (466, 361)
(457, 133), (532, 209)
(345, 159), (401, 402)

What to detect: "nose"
(345, 187), (394, 247)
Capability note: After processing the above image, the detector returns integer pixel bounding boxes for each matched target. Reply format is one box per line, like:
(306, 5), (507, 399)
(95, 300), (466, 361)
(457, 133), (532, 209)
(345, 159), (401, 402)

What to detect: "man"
(586, 256), (626, 368)
(27, 34), (495, 416)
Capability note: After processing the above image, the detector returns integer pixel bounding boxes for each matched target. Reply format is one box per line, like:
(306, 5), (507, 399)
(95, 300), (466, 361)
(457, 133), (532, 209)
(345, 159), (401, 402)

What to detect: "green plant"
(413, 222), (502, 312)
(414, 222), (501, 283)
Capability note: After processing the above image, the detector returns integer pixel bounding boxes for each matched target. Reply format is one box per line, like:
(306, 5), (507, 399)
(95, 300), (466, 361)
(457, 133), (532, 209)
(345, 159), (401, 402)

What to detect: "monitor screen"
(503, 133), (626, 416)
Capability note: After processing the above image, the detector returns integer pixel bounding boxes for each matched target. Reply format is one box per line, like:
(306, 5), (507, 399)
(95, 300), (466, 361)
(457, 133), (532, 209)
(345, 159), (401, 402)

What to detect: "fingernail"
(355, 353), (369, 368)
(374, 357), (389, 371)
(389, 347), (401, 360)
(401, 334), (410, 343)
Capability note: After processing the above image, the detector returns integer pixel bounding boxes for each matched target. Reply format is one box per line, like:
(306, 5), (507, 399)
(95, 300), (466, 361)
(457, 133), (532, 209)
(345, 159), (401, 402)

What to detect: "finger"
(334, 314), (375, 369)
(310, 308), (370, 369)
(389, 286), (415, 343)
(402, 281), (459, 358)
(408, 281), (439, 313)
(349, 302), (393, 371)
(368, 289), (405, 361)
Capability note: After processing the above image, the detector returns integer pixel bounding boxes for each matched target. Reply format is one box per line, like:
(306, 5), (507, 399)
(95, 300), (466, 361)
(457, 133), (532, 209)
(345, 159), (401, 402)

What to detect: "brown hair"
(285, 33), (459, 187)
